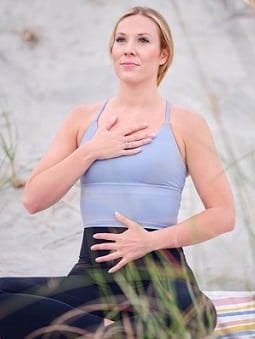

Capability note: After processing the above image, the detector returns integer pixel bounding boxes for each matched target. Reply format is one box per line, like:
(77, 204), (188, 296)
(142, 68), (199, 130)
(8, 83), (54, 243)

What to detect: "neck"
(114, 81), (163, 110)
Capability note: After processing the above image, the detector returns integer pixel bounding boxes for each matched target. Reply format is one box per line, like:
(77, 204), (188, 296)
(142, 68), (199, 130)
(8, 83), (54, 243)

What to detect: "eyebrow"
(115, 32), (152, 37)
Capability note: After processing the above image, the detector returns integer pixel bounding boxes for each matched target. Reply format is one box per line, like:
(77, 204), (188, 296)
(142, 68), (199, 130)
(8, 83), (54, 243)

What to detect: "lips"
(120, 62), (139, 66)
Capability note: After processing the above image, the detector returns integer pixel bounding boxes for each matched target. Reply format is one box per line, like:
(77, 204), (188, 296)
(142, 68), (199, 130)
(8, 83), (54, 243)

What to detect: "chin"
(117, 74), (145, 85)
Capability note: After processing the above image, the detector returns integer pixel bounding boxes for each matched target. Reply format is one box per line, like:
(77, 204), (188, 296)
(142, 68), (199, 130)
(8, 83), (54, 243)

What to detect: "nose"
(124, 50), (135, 56)
(124, 41), (136, 56)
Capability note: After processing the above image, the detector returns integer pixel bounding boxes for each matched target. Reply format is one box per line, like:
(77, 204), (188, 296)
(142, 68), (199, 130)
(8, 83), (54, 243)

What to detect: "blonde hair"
(109, 6), (174, 86)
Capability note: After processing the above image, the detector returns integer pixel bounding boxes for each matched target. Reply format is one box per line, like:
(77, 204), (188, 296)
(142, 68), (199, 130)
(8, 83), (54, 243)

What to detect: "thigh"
(0, 276), (54, 293)
(0, 274), (100, 309)
(0, 291), (103, 339)
(0, 275), (107, 338)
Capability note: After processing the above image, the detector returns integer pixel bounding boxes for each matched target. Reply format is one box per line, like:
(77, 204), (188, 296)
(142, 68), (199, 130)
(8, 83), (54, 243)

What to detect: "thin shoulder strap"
(165, 100), (171, 123)
(95, 100), (109, 121)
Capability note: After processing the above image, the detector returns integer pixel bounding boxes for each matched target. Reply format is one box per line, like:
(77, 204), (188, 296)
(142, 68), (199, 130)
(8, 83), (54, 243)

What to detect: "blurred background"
(0, 0), (254, 291)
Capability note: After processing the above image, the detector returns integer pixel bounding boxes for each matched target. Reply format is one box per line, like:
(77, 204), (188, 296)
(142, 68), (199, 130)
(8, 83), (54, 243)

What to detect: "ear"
(159, 48), (168, 65)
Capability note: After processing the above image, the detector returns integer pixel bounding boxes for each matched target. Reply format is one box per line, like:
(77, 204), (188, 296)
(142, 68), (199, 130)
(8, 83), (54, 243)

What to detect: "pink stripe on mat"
(213, 296), (253, 307)
(204, 291), (255, 338)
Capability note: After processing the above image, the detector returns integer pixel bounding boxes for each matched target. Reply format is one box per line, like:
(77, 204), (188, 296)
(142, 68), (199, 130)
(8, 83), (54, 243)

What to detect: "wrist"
(148, 227), (178, 252)
(80, 141), (98, 163)
(147, 230), (163, 252)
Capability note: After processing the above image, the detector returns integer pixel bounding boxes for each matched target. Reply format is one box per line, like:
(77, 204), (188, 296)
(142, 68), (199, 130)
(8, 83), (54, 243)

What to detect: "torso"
(78, 99), (188, 229)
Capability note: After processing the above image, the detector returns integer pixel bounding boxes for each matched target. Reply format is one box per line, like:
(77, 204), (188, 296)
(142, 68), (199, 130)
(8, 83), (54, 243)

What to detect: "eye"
(115, 36), (126, 43)
(138, 37), (150, 43)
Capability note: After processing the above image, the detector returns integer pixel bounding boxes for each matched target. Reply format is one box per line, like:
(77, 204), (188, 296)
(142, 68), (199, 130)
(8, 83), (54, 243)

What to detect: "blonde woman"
(0, 6), (234, 338)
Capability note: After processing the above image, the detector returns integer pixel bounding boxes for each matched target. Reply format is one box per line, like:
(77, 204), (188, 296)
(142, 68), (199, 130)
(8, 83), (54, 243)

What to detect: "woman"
(0, 6), (235, 338)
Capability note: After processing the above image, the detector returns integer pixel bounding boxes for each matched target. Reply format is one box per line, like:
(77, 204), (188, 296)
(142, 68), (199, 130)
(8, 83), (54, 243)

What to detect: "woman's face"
(111, 15), (168, 85)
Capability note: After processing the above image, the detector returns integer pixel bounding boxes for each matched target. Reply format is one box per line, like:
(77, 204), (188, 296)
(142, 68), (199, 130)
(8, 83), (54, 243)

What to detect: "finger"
(108, 258), (128, 274)
(104, 115), (118, 131)
(125, 137), (153, 150)
(95, 251), (121, 263)
(128, 132), (156, 142)
(91, 242), (117, 251)
(93, 233), (118, 241)
(123, 123), (148, 136)
(121, 147), (142, 156)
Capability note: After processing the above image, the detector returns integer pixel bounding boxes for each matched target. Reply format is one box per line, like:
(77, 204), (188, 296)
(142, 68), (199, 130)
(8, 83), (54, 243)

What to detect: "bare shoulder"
(61, 102), (103, 141)
(171, 104), (212, 141)
(66, 102), (103, 127)
(171, 104), (208, 127)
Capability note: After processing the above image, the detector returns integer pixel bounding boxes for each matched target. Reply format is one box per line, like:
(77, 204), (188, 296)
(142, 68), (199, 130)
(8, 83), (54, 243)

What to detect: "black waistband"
(78, 226), (186, 269)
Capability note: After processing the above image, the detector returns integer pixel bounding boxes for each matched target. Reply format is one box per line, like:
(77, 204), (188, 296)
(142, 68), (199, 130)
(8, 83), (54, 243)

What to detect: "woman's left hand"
(90, 212), (154, 273)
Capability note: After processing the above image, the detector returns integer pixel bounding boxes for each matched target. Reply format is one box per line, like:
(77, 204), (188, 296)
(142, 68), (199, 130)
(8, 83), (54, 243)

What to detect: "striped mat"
(205, 291), (255, 338)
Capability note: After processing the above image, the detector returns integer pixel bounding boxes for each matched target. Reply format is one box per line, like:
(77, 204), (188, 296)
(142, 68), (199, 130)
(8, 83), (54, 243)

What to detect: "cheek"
(111, 43), (122, 56)
(110, 52), (121, 73)
(144, 49), (162, 63)
(110, 48), (121, 64)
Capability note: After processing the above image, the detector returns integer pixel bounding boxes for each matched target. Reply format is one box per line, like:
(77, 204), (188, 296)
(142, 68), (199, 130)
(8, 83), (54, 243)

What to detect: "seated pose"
(0, 6), (235, 339)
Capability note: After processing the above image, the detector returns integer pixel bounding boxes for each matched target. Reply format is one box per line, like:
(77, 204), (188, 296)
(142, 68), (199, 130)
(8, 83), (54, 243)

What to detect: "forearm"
(150, 207), (235, 251)
(23, 143), (95, 213)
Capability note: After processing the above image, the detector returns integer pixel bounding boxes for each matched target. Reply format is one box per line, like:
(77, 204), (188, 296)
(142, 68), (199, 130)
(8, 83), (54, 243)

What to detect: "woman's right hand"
(86, 115), (155, 160)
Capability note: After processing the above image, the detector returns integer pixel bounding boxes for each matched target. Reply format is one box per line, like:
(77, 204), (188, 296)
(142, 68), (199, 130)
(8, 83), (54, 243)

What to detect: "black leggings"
(0, 227), (217, 338)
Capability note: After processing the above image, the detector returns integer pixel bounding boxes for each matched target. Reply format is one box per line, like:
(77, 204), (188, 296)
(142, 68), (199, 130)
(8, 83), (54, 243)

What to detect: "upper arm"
(27, 105), (95, 182)
(183, 111), (234, 211)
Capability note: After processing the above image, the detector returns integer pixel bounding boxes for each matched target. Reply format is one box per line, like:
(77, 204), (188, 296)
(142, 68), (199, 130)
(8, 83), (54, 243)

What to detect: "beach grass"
(0, 104), (25, 189)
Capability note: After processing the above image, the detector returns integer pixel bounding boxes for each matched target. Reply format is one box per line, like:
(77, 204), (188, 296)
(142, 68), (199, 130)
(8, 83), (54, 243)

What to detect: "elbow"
(222, 207), (236, 233)
(22, 193), (41, 214)
(226, 216), (235, 233)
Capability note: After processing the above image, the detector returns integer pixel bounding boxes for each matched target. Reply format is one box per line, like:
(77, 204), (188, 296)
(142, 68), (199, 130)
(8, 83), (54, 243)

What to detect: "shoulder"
(62, 102), (104, 136)
(171, 104), (208, 127)
(69, 102), (105, 144)
(170, 104), (212, 142)
(51, 102), (104, 147)
(66, 102), (103, 125)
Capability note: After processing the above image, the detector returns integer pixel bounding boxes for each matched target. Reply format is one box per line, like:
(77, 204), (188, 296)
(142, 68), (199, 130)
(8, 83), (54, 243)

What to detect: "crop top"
(79, 100), (187, 230)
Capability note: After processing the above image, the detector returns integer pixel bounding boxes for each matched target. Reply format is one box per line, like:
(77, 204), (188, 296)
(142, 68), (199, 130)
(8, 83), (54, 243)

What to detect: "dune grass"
(0, 104), (25, 189)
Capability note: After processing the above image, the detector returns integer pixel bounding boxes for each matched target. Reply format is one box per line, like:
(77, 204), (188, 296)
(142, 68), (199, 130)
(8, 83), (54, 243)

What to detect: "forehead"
(116, 14), (160, 36)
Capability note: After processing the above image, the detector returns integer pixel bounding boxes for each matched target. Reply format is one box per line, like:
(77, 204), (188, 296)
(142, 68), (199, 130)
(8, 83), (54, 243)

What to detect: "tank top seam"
(80, 181), (182, 191)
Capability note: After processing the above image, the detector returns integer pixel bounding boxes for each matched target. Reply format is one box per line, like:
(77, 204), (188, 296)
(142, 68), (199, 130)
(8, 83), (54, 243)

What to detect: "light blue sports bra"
(80, 100), (187, 230)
